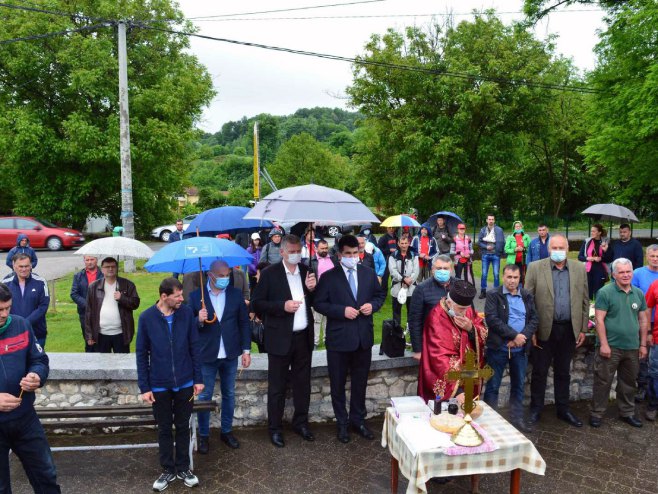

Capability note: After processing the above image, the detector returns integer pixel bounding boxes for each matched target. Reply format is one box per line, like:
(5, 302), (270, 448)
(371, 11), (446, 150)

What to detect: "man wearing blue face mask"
(409, 255), (457, 360)
(525, 234), (589, 428)
(189, 260), (251, 452)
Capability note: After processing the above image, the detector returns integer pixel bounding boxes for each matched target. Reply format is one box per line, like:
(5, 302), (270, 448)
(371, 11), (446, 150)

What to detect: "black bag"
(250, 319), (266, 353)
(380, 319), (406, 358)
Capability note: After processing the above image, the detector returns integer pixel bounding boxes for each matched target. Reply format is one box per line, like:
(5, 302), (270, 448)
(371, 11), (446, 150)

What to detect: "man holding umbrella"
(189, 260), (251, 452)
(432, 216), (453, 255)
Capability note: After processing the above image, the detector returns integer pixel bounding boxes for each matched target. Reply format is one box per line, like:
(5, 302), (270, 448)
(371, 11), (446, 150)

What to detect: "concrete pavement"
(8, 401), (658, 493)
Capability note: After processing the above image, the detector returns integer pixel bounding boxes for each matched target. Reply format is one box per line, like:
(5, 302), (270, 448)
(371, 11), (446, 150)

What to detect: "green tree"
(0, 0), (214, 233)
(581, 0), (658, 212)
(348, 15), (564, 218)
(268, 133), (353, 190)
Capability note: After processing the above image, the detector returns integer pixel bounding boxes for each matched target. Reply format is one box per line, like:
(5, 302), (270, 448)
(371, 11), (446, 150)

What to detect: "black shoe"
(557, 411), (583, 428)
(337, 426), (350, 443)
(270, 432), (285, 448)
(198, 435), (209, 454)
(635, 388), (647, 403)
(293, 425), (315, 442)
(511, 419), (533, 434)
(220, 432), (240, 449)
(620, 415), (643, 428)
(478, 290), (487, 299)
(528, 410), (541, 425)
(351, 423), (375, 440)
(589, 416), (602, 428)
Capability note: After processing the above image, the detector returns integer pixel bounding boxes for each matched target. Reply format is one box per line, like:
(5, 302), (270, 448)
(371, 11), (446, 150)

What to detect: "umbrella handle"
(196, 230), (217, 324)
(201, 300), (217, 324)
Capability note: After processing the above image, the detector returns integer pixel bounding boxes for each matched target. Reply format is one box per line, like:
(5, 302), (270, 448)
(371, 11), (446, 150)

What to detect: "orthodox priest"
(418, 280), (488, 402)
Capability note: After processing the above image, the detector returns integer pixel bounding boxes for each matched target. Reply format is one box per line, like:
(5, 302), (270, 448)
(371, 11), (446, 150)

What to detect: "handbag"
(380, 319), (406, 358)
(250, 318), (265, 350)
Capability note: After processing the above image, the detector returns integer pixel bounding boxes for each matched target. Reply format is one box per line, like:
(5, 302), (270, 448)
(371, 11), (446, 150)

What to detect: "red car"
(0, 216), (85, 251)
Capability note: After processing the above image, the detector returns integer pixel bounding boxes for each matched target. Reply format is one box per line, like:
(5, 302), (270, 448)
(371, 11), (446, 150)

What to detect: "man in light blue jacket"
(527, 225), (551, 264)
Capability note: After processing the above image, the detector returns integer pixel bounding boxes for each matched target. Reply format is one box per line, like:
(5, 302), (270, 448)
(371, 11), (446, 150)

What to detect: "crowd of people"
(1, 214), (656, 492)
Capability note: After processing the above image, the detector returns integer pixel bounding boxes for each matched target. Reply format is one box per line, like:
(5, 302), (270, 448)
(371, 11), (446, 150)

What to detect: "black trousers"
(78, 314), (95, 353)
(97, 333), (129, 353)
(327, 346), (372, 427)
(392, 296), (412, 327)
(267, 330), (311, 433)
(152, 386), (194, 473)
(381, 265), (390, 301)
(530, 321), (576, 414)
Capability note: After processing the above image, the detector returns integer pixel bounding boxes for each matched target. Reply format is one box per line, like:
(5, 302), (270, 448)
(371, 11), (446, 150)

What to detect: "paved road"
(8, 401), (658, 494)
(0, 242), (165, 281)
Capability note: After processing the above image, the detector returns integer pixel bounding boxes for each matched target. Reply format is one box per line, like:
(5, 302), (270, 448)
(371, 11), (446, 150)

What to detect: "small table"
(382, 404), (546, 494)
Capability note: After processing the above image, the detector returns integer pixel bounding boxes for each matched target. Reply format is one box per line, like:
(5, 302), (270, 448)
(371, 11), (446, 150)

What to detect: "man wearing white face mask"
(314, 235), (385, 443)
(525, 234), (589, 428)
(252, 234), (317, 448)
(409, 255), (457, 359)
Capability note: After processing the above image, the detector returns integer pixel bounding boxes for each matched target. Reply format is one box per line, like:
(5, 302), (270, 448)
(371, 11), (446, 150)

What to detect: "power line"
(186, 0), (387, 20)
(136, 23), (602, 94)
(0, 2), (109, 23)
(189, 9), (603, 22)
(0, 23), (112, 45)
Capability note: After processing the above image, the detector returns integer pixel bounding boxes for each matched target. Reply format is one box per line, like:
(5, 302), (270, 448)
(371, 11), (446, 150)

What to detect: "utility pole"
(253, 121), (260, 202)
(118, 20), (135, 272)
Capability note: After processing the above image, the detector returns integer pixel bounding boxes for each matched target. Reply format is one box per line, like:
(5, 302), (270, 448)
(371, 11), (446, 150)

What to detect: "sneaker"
(645, 409), (657, 421)
(177, 470), (199, 488)
(153, 472), (176, 492)
(478, 290), (486, 300)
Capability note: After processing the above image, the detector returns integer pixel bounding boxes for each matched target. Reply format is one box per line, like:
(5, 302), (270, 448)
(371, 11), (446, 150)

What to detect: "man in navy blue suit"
(314, 234), (386, 443)
(189, 260), (251, 452)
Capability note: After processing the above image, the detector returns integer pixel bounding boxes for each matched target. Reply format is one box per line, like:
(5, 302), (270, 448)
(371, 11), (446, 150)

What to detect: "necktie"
(348, 269), (357, 300)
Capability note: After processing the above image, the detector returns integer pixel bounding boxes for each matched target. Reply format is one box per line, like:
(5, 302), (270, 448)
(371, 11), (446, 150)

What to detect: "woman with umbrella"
(578, 223), (613, 299)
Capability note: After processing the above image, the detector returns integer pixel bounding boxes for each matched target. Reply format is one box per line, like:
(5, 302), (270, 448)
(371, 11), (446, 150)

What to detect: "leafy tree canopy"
(0, 0), (214, 233)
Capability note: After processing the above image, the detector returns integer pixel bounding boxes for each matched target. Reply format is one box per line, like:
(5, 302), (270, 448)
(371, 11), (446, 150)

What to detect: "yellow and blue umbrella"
(380, 215), (421, 228)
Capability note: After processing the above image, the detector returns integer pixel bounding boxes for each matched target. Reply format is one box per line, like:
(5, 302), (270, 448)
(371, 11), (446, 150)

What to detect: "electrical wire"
(136, 23), (602, 94)
(0, 23), (112, 45)
(0, 2), (110, 23)
(189, 9), (603, 22)
(185, 0), (388, 20)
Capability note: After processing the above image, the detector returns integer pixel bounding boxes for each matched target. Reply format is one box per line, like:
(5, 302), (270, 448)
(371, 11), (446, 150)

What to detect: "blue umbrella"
(427, 211), (464, 234)
(184, 206), (273, 238)
(144, 237), (253, 274)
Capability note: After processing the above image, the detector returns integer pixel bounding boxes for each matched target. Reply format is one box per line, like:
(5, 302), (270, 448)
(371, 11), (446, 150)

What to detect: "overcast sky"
(175, 0), (606, 132)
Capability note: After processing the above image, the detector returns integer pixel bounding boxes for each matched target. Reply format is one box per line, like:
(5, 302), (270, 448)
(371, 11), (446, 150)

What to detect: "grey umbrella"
(581, 203), (639, 223)
(243, 184), (380, 226)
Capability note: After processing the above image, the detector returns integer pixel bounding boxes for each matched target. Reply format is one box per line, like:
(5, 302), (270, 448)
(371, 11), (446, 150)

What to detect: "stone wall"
(38, 341), (603, 431)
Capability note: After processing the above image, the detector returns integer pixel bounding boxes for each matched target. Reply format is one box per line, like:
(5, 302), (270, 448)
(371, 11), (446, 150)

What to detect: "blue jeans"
(198, 357), (239, 435)
(484, 347), (528, 420)
(647, 346), (658, 411)
(0, 409), (61, 493)
(480, 253), (500, 290)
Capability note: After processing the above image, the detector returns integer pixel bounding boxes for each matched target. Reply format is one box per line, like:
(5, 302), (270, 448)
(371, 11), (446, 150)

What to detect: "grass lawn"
(44, 253), (585, 353)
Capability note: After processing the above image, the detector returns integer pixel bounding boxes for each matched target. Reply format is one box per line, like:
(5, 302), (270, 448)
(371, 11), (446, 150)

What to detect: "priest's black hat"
(449, 280), (477, 306)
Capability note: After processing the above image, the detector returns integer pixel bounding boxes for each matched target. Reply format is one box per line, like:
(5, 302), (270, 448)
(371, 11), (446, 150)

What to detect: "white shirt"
(283, 263), (308, 331)
(341, 263), (358, 295)
(206, 282), (227, 359)
(99, 281), (122, 336)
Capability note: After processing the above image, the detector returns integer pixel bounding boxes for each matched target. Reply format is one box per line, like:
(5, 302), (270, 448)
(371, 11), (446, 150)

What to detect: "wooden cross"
(445, 349), (494, 416)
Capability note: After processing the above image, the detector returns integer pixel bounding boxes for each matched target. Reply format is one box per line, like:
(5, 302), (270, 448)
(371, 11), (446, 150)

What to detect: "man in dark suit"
(169, 219), (185, 279)
(189, 260), (251, 452)
(251, 234), (317, 448)
(314, 235), (386, 443)
(70, 255), (103, 352)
